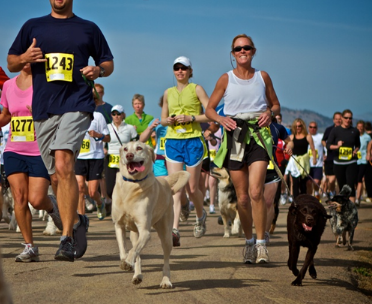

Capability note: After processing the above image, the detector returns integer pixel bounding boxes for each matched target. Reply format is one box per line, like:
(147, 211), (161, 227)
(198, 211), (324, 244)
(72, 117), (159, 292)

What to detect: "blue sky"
(1, 0), (371, 121)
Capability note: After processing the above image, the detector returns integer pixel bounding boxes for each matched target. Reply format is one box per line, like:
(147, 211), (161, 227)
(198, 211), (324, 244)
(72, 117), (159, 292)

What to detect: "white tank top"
(223, 69), (269, 116)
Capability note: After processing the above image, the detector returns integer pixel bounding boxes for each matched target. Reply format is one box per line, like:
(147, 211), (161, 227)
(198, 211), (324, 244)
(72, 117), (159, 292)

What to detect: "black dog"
(327, 185), (358, 250)
(287, 194), (332, 286)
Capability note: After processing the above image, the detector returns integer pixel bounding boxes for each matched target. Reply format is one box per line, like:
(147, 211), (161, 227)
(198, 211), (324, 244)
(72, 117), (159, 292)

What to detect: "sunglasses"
(309, 126), (317, 129)
(233, 45), (254, 52)
(173, 65), (188, 71)
(343, 116), (353, 120)
(111, 112), (121, 116)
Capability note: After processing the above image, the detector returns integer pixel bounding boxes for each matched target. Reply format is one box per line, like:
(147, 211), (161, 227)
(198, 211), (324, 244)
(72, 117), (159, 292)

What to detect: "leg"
(264, 182), (279, 233)
(208, 174), (218, 213)
(185, 163), (204, 219)
(8, 173), (33, 245)
(288, 242), (300, 276)
(167, 162), (184, 230)
(229, 167), (251, 239)
(54, 149), (80, 237)
(114, 223), (129, 266)
(248, 161), (267, 241)
(76, 175), (86, 215)
(292, 247), (317, 286)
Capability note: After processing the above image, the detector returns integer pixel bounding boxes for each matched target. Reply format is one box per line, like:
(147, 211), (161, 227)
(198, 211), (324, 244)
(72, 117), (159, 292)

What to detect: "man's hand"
(23, 38), (46, 63)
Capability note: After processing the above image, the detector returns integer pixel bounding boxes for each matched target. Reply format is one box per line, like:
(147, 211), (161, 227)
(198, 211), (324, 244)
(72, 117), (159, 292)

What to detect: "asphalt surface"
(1, 197), (371, 304)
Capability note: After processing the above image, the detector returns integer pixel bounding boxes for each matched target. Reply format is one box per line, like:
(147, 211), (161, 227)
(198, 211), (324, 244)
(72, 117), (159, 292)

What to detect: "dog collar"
(122, 175), (148, 183)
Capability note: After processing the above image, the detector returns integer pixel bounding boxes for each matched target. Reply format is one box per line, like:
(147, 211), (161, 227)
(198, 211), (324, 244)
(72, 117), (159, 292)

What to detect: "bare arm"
(205, 73), (237, 131)
(260, 71), (281, 127)
(160, 89), (176, 127)
(7, 38), (46, 72)
(80, 60), (114, 81)
(139, 119), (160, 143)
(0, 107), (11, 128)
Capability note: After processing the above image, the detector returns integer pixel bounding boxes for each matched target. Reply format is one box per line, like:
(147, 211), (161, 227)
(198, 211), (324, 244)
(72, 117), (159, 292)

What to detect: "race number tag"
(267, 160), (274, 170)
(108, 154), (120, 168)
(80, 139), (90, 154)
(173, 113), (193, 134)
(45, 53), (74, 82)
(308, 149), (319, 159)
(339, 147), (352, 160)
(11, 116), (34, 142)
(160, 137), (165, 150)
(210, 149), (216, 161)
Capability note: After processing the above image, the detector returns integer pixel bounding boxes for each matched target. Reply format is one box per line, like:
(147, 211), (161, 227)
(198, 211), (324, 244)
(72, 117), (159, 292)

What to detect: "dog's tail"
(164, 171), (190, 195)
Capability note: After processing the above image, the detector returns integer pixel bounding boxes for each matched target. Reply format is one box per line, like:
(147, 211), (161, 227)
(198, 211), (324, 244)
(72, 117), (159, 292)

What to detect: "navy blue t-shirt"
(270, 122), (289, 164)
(8, 14), (114, 121)
(96, 102), (113, 124)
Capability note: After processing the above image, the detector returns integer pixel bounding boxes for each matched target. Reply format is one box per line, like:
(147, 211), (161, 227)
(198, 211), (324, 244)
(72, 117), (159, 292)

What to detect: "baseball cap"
(173, 56), (192, 68)
(111, 105), (124, 114)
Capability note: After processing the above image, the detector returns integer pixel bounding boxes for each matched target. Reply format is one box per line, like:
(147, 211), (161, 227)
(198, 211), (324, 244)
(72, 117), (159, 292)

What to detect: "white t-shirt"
(0, 123), (10, 165)
(107, 122), (138, 156)
(308, 133), (324, 168)
(77, 112), (109, 160)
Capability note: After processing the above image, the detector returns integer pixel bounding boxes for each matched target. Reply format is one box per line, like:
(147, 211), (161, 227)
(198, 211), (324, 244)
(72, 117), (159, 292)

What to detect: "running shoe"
(193, 209), (207, 238)
(48, 195), (63, 230)
(243, 242), (256, 264)
(180, 203), (190, 222)
(355, 199), (360, 207)
(85, 196), (96, 213)
(189, 201), (195, 211)
(15, 244), (39, 262)
(97, 201), (106, 220)
(172, 228), (180, 247)
(280, 194), (288, 206)
(74, 214), (89, 259)
(55, 237), (74, 262)
(255, 243), (269, 263)
(209, 204), (216, 214)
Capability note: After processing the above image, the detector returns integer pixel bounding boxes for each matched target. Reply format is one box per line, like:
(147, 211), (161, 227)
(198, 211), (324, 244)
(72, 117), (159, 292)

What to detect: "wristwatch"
(191, 115), (196, 122)
(98, 66), (105, 77)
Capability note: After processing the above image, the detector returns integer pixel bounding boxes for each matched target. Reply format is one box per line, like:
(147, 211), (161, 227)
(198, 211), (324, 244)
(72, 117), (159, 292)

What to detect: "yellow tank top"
(165, 83), (202, 139)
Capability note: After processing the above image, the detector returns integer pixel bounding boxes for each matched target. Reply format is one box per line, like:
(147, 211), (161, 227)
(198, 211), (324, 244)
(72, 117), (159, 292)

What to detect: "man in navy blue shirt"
(7, 0), (114, 262)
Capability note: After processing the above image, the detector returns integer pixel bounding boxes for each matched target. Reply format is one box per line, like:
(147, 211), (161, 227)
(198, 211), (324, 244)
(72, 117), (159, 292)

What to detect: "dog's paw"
(223, 233), (231, 238)
(132, 275), (143, 285)
(291, 277), (303, 286)
(160, 278), (172, 289)
(120, 260), (133, 272)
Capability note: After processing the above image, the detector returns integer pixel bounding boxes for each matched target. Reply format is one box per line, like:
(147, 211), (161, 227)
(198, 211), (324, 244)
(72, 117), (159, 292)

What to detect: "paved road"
(1, 199), (371, 304)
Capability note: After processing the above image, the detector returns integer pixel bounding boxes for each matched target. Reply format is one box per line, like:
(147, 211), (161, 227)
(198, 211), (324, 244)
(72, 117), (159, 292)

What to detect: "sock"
(256, 239), (265, 244)
(246, 237), (255, 245)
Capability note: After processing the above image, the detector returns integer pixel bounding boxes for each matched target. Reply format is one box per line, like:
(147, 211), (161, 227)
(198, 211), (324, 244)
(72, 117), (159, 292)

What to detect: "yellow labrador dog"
(112, 141), (190, 289)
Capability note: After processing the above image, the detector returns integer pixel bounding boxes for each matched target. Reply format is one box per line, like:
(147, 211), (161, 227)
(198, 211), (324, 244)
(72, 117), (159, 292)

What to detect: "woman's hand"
(217, 116), (236, 131)
(167, 115), (176, 125)
(313, 156), (317, 165)
(257, 109), (271, 127)
(174, 114), (191, 124)
(284, 147), (293, 156)
(337, 140), (343, 148)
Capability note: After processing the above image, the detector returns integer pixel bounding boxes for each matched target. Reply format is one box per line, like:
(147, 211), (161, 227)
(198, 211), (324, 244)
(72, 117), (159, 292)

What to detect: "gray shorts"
(34, 112), (92, 175)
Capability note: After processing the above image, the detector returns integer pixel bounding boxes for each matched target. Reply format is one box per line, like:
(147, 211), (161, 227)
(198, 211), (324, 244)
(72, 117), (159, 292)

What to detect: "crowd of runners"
(0, 0), (371, 268)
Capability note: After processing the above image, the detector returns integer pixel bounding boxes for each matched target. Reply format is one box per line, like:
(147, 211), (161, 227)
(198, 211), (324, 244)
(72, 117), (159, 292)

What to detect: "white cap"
(111, 105), (124, 113)
(173, 56), (192, 67)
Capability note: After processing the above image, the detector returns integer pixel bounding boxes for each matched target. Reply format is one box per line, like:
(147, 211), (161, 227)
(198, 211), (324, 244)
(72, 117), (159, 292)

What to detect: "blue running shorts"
(165, 137), (204, 167)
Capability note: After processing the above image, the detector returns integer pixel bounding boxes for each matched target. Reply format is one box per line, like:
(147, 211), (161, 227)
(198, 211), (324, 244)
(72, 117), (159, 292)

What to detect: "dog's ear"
(148, 146), (155, 163)
(339, 184), (352, 198)
(289, 203), (297, 215)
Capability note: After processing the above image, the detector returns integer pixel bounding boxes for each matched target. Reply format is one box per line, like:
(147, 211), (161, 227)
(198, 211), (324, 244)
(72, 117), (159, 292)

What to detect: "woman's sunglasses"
(233, 45), (254, 52)
(111, 112), (121, 116)
(173, 65), (188, 71)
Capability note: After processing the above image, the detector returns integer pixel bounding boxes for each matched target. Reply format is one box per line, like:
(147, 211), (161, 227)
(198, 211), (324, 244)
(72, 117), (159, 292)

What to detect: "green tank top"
(165, 83), (202, 139)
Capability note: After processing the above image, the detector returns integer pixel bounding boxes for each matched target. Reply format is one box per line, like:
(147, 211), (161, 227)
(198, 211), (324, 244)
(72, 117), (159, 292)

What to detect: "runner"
(7, 0), (114, 261)
(322, 112), (342, 198)
(0, 64), (62, 262)
(205, 34), (280, 264)
(161, 56), (210, 244)
(326, 109), (360, 203)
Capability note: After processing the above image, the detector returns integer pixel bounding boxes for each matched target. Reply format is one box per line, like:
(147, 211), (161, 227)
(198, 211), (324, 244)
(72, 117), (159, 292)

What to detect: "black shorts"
(324, 160), (334, 176)
(202, 157), (210, 173)
(224, 139), (270, 170)
(265, 170), (281, 184)
(310, 167), (323, 180)
(75, 158), (104, 181)
(357, 164), (367, 183)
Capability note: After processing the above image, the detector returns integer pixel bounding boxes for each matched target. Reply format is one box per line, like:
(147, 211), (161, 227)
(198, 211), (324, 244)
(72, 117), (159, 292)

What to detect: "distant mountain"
(280, 107), (333, 133)
(280, 107), (371, 133)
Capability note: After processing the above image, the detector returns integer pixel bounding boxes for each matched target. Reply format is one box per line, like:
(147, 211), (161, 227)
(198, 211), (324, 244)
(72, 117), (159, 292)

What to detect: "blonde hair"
(291, 118), (308, 136)
(231, 34), (255, 52)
